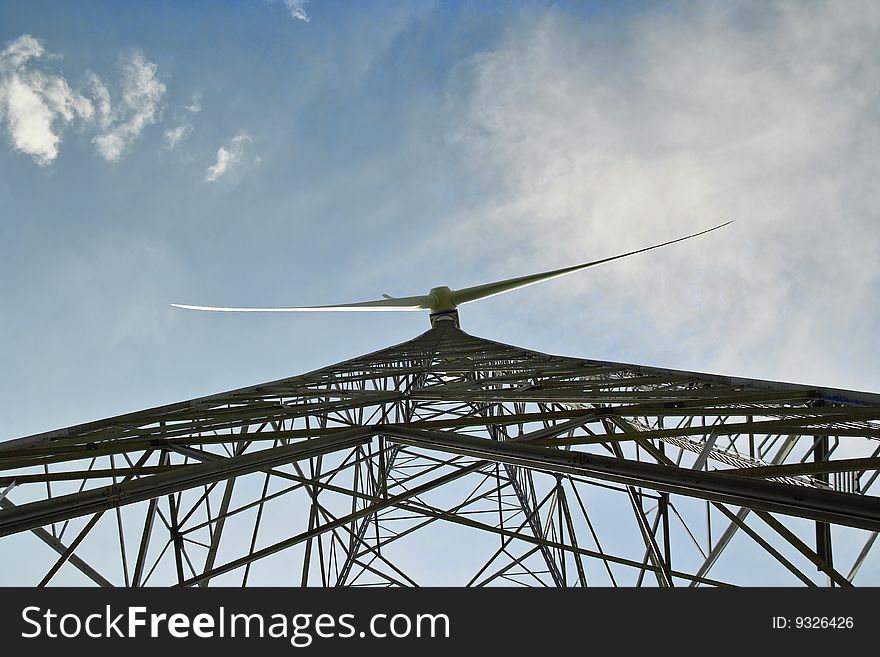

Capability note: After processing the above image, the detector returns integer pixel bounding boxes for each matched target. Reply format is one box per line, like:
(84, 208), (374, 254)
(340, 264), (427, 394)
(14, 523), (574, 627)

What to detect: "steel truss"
(1, 324), (879, 586)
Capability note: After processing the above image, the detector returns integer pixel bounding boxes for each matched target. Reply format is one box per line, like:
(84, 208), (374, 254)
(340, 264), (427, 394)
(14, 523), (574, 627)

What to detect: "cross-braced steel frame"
(1, 324), (879, 586)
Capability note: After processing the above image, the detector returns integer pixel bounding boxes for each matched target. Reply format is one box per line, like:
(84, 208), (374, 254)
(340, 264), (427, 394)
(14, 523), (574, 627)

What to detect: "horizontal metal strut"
(380, 425), (880, 532)
(0, 429), (372, 538)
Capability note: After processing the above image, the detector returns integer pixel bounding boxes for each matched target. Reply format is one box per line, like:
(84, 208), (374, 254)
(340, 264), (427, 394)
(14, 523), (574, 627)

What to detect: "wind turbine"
(172, 220), (733, 327)
(5, 217), (880, 588)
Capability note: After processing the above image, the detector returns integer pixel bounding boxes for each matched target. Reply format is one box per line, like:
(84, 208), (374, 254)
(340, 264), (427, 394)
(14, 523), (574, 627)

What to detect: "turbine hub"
(428, 286), (456, 312)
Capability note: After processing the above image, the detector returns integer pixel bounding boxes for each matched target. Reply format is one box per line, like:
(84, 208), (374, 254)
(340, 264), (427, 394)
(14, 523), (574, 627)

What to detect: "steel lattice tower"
(1, 322), (879, 586)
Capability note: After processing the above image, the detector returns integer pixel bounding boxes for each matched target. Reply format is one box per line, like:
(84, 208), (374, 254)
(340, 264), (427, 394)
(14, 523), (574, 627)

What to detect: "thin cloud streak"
(204, 133), (254, 182)
(283, 0), (310, 23)
(87, 72), (112, 128)
(183, 93), (202, 114)
(92, 52), (166, 162)
(163, 124), (192, 150)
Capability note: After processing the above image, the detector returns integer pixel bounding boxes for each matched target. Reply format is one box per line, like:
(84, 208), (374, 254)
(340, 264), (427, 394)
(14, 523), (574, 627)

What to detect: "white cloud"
(204, 133), (253, 182)
(283, 0), (310, 23)
(0, 33), (43, 69)
(184, 93), (201, 114)
(0, 35), (167, 165)
(87, 72), (112, 129)
(163, 124), (192, 149)
(0, 35), (94, 165)
(92, 52), (166, 162)
(446, 1), (880, 390)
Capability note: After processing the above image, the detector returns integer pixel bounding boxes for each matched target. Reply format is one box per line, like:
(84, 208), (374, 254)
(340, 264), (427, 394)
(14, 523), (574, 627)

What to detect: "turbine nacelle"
(428, 286), (456, 311)
(426, 286), (460, 327)
(171, 221), (733, 328)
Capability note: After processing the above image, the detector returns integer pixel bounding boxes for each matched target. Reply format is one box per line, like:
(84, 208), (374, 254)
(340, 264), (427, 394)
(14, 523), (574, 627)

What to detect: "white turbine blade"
(171, 295), (433, 313)
(452, 221), (733, 306)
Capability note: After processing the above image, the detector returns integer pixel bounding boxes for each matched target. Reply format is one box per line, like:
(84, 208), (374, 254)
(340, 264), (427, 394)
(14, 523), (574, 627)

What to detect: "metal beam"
(0, 498), (112, 587)
(176, 460), (488, 587)
(0, 429), (373, 538)
(381, 425), (880, 531)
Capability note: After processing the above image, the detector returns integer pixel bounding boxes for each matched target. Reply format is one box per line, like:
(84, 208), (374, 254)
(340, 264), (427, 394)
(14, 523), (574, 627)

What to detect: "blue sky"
(3, 1), (879, 441)
(1, 1), (879, 585)
(0, 0), (664, 439)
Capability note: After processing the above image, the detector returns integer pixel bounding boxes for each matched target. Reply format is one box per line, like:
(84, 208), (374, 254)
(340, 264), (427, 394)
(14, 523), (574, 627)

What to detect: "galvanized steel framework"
(1, 324), (879, 586)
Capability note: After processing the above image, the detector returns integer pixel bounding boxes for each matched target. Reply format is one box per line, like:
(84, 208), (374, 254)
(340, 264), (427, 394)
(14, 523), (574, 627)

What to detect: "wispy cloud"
(0, 35), (94, 165)
(92, 53), (166, 162)
(183, 93), (201, 114)
(283, 0), (310, 23)
(0, 34), (167, 165)
(447, 2), (880, 389)
(204, 133), (254, 182)
(87, 72), (112, 129)
(163, 124), (192, 150)
(162, 95), (201, 151)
